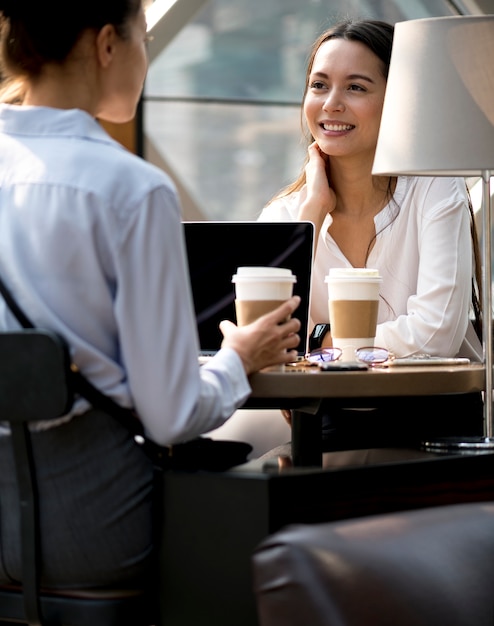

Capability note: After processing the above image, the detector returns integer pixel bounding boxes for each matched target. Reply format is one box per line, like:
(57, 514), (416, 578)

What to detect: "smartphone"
(319, 362), (369, 371)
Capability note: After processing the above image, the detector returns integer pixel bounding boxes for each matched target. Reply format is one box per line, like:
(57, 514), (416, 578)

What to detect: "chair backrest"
(0, 331), (155, 626)
(252, 501), (494, 626)
(0, 330), (73, 422)
(0, 331), (74, 625)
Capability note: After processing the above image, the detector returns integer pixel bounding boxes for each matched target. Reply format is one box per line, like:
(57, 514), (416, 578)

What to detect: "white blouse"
(259, 176), (482, 360)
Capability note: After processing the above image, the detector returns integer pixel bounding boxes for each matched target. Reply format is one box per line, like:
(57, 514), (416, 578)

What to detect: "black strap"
(0, 276), (254, 471)
(0, 276), (34, 329)
(0, 275), (145, 439)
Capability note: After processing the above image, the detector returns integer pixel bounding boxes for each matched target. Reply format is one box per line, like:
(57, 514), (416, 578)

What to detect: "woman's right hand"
(219, 296), (301, 375)
(298, 142), (336, 237)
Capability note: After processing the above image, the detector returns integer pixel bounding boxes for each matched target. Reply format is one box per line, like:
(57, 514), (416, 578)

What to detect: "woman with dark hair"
(259, 19), (484, 450)
(0, 0), (301, 588)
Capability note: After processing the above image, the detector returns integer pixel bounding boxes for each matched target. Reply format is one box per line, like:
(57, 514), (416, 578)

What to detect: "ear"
(96, 24), (118, 69)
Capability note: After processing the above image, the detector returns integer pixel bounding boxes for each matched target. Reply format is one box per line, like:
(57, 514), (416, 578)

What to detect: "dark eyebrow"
(348, 73), (375, 84)
(310, 71), (376, 85)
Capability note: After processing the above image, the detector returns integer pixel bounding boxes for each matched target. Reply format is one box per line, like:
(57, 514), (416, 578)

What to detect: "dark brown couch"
(252, 501), (494, 626)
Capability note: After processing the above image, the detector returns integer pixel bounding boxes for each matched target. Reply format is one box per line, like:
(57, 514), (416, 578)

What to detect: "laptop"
(183, 221), (314, 361)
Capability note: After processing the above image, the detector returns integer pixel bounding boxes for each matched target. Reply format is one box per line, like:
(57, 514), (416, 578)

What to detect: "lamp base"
(422, 436), (494, 453)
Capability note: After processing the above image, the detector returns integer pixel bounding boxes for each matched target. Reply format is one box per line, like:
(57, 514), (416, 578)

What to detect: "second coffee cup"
(325, 268), (382, 362)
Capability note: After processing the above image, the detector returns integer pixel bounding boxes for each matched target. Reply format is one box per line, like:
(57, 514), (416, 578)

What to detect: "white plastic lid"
(232, 267), (296, 283)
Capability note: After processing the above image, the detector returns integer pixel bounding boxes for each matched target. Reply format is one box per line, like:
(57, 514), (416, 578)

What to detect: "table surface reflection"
(248, 362), (485, 399)
(246, 363), (486, 467)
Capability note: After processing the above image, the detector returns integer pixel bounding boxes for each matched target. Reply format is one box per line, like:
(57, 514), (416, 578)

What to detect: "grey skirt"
(0, 408), (156, 589)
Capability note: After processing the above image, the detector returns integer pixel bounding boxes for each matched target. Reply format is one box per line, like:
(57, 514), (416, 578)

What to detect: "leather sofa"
(252, 501), (494, 626)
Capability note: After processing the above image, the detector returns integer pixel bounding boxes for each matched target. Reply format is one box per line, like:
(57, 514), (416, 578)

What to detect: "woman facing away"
(259, 18), (484, 450)
(0, 0), (301, 589)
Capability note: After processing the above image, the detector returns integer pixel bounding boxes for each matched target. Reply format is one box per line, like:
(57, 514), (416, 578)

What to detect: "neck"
(23, 68), (97, 115)
(329, 158), (394, 217)
(22, 31), (99, 115)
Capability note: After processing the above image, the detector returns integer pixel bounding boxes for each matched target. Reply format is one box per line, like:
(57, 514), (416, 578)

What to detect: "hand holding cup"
(220, 267), (301, 373)
(219, 295), (301, 375)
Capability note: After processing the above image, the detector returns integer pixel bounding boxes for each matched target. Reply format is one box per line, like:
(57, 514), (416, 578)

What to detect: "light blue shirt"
(0, 104), (250, 445)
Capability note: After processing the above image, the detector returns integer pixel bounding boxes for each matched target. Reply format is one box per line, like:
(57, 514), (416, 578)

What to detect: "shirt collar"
(0, 103), (117, 147)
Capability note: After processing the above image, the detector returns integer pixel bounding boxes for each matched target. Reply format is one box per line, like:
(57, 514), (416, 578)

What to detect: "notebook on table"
(183, 221), (314, 362)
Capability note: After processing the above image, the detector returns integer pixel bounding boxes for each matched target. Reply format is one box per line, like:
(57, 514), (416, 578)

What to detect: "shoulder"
(399, 176), (468, 200)
(77, 121), (177, 203)
(54, 112), (179, 212)
(1, 105), (179, 208)
(396, 176), (469, 216)
(102, 146), (177, 206)
(257, 186), (307, 221)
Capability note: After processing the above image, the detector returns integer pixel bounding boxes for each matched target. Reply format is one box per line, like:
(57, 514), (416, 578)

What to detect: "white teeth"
(323, 124), (353, 131)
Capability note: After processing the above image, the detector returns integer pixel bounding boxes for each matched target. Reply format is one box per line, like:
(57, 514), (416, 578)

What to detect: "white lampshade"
(372, 15), (494, 177)
(373, 15), (494, 448)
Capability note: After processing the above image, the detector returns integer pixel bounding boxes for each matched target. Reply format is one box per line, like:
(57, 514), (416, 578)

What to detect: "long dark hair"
(0, 0), (141, 101)
(468, 191), (483, 341)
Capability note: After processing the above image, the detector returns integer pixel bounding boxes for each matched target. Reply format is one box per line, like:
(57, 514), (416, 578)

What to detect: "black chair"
(252, 501), (494, 626)
(0, 330), (157, 626)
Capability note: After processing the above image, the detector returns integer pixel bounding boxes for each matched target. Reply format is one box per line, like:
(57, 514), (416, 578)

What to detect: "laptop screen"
(183, 221), (314, 358)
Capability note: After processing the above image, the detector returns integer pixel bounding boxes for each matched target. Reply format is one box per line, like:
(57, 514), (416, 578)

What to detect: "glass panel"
(145, 100), (303, 220)
(144, 0), (458, 220)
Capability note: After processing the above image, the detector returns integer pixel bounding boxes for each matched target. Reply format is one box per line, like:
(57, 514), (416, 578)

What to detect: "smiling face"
(303, 37), (387, 161)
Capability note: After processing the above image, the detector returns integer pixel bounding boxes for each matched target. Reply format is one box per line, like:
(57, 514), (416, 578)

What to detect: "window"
(143, 0), (458, 221)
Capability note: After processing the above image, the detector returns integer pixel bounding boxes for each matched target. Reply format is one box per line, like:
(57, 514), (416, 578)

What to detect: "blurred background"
(141, 0), (493, 225)
(110, 0), (493, 457)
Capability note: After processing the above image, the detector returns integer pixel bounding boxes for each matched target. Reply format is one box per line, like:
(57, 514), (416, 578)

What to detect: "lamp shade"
(372, 15), (494, 177)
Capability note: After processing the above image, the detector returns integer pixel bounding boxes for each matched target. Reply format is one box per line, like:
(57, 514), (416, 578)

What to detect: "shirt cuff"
(204, 347), (252, 400)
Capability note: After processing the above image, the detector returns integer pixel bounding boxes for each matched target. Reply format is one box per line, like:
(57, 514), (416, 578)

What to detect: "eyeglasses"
(306, 346), (394, 367)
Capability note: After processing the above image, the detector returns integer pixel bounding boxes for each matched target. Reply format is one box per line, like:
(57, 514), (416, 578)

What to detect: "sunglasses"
(305, 346), (394, 367)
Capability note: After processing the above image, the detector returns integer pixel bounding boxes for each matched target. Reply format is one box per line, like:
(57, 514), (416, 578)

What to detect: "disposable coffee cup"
(325, 268), (382, 362)
(232, 267), (297, 371)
